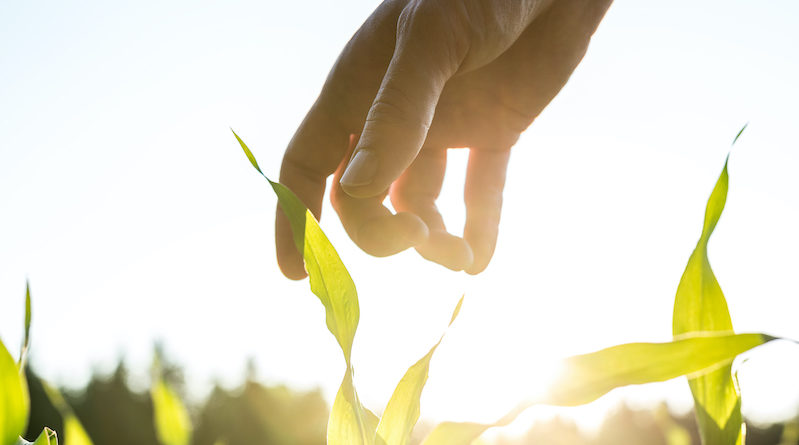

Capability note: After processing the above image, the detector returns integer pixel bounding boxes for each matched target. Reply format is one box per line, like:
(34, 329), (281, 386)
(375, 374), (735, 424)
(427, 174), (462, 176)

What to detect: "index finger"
(277, 103), (350, 280)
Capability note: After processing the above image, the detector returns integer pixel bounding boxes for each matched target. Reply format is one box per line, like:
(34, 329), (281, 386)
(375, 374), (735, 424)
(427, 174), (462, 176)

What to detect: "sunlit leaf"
(235, 134), (359, 361)
(1, 339), (28, 445)
(231, 129), (262, 174)
(41, 383), (93, 445)
(376, 297), (463, 445)
(328, 370), (377, 445)
(151, 378), (192, 445)
(301, 209), (360, 362)
(268, 182), (362, 359)
(234, 133), (368, 443)
(15, 428), (57, 445)
(673, 153), (743, 445)
(268, 179), (306, 256)
(19, 282), (31, 370)
(420, 332), (775, 445)
(62, 417), (91, 445)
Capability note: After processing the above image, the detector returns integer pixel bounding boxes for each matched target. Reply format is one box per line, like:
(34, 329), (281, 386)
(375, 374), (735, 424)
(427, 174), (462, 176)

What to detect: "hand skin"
(276, 0), (613, 279)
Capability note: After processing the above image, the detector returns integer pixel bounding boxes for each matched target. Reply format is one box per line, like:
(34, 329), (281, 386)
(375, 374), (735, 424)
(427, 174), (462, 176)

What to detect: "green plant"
(234, 125), (780, 445)
(41, 383), (93, 445)
(0, 283), (58, 445)
(151, 357), (193, 445)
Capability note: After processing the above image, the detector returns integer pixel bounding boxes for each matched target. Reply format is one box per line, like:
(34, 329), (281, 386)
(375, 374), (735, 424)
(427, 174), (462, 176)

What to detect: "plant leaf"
(41, 383), (93, 445)
(19, 282), (31, 370)
(235, 135), (360, 363)
(1, 339), (28, 445)
(234, 134), (368, 442)
(151, 378), (192, 445)
(420, 332), (775, 445)
(264, 169), (360, 365)
(62, 417), (91, 445)
(732, 123), (748, 145)
(231, 129), (263, 175)
(268, 180), (306, 255)
(15, 428), (57, 445)
(673, 158), (742, 445)
(376, 297), (463, 445)
(328, 369), (377, 445)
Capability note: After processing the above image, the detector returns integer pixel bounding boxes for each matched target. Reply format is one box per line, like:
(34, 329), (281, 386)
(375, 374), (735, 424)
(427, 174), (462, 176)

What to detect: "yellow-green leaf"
(269, 179), (307, 256)
(420, 332), (774, 445)
(545, 332), (769, 406)
(328, 370), (378, 445)
(267, 170), (360, 364)
(41, 383), (93, 445)
(376, 297), (463, 445)
(673, 156), (742, 445)
(16, 428), (57, 445)
(234, 134), (367, 442)
(62, 417), (91, 445)
(235, 135), (360, 363)
(19, 282), (31, 370)
(231, 129), (263, 175)
(1, 339), (28, 445)
(301, 209), (360, 362)
(151, 379), (192, 445)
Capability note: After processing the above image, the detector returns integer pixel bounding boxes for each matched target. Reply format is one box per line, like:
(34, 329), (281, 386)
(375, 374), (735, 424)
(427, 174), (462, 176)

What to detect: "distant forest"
(23, 358), (798, 445)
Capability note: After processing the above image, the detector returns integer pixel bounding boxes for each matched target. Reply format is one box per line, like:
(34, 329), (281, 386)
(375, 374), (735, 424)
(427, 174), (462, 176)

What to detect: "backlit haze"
(1, 0), (798, 439)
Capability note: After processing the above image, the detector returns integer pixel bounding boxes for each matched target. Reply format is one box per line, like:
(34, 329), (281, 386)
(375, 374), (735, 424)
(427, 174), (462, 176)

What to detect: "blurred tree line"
(22, 358), (799, 445)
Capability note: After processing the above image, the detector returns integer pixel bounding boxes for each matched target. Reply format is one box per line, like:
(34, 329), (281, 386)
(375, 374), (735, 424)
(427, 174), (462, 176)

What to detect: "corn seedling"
(234, 124), (783, 445)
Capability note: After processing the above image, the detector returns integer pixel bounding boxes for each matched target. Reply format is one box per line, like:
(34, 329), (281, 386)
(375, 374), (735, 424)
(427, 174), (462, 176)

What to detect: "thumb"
(339, 11), (463, 198)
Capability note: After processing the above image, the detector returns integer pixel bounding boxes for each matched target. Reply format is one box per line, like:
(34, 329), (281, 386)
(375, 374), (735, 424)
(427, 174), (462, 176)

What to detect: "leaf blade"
(328, 369), (377, 445)
(231, 129), (263, 175)
(673, 158), (742, 445)
(376, 297), (464, 445)
(41, 383), (93, 445)
(234, 134), (369, 443)
(19, 282), (31, 370)
(420, 332), (774, 445)
(1, 339), (28, 445)
(151, 378), (192, 445)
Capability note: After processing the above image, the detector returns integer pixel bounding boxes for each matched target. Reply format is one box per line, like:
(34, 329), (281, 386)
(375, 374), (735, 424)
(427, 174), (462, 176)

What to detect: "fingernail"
(340, 150), (377, 188)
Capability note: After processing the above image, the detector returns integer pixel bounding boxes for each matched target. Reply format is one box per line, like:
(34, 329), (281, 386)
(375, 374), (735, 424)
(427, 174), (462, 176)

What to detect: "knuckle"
(367, 82), (432, 130)
(395, 0), (468, 71)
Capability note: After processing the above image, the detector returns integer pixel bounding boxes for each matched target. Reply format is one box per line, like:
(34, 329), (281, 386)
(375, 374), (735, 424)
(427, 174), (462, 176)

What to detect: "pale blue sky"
(1, 0), (798, 435)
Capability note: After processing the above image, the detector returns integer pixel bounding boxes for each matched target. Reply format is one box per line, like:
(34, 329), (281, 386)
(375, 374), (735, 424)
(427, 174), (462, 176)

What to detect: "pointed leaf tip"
(449, 296), (464, 326)
(24, 282), (31, 342)
(20, 281), (32, 370)
(732, 123), (748, 146)
(231, 129), (263, 174)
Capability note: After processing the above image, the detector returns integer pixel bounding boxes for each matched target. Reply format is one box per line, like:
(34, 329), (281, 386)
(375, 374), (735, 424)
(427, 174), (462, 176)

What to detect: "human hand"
(276, 0), (612, 279)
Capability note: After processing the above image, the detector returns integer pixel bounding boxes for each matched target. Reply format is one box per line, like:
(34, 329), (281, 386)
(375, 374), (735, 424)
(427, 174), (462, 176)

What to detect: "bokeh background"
(2, 0), (798, 443)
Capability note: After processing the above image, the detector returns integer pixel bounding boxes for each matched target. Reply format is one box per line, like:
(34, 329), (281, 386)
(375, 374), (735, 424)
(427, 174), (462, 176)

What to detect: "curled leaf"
(15, 428), (57, 445)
